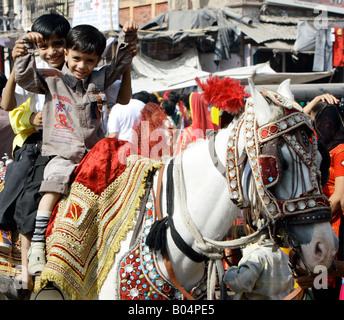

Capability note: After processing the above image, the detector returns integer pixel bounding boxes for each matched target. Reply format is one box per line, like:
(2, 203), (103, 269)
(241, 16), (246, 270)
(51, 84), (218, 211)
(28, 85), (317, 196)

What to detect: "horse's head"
(230, 79), (338, 273)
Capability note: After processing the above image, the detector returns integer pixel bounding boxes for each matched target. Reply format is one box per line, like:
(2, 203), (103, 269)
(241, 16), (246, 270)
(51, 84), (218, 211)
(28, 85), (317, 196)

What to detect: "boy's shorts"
(39, 156), (79, 195)
(0, 132), (51, 235)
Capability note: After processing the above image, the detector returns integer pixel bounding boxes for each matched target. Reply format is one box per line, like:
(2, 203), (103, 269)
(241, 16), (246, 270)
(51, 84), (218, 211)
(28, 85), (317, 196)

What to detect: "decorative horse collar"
(120, 164), (207, 300)
(226, 89), (332, 224)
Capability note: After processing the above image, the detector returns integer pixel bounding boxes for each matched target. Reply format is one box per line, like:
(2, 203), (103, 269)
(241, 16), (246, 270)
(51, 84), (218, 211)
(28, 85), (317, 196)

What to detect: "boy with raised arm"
(15, 21), (138, 275)
(0, 14), (70, 292)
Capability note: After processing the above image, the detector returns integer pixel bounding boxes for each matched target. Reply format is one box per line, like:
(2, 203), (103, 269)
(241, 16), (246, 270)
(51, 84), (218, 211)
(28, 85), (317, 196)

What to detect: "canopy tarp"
(132, 54), (334, 93)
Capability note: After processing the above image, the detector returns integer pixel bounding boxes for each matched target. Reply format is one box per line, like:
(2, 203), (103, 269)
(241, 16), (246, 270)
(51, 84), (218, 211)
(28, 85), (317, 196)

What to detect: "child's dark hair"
(167, 91), (180, 104)
(148, 93), (159, 104)
(0, 72), (7, 97)
(311, 101), (328, 119)
(181, 93), (191, 111)
(31, 13), (70, 40)
(161, 99), (176, 116)
(66, 25), (106, 57)
(132, 91), (150, 104)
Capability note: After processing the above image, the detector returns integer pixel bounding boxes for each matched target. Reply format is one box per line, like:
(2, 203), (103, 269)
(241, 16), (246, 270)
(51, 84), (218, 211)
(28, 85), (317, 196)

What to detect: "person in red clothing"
(303, 93), (344, 299)
(304, 94), (343, 229)
(174, 92), (218, 155)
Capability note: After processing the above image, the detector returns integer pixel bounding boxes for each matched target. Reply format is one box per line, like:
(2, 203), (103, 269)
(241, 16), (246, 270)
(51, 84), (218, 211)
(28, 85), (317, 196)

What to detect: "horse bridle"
(226, 90), (331, 225)
(225, 90), (332, 274)
(173, 90), (333, 276)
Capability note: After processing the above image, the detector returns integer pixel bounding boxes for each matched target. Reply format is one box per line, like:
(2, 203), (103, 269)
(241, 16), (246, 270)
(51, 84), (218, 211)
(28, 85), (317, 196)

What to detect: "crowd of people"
(0, 12), (343, 300)
(295, 93), (344, 300)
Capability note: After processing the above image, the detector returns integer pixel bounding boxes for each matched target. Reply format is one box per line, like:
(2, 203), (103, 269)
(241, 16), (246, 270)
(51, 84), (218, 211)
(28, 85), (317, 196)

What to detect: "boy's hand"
(316, 93), (339, 105)
(128, 39), (137, 57)
(30, 111), (43, 126)
(123, 21), (138, 56)
(12, 39), (28, 61)
(294, 273), (316, 289)
(25, 32), (45, 45)
(13, 32), (44, 61)
(122, 21), (139, 34)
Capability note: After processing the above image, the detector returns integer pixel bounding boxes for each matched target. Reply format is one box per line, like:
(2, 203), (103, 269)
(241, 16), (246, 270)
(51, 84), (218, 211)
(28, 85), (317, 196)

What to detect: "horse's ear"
(248, 78), (270, 127)
(277, 79), (294, 100)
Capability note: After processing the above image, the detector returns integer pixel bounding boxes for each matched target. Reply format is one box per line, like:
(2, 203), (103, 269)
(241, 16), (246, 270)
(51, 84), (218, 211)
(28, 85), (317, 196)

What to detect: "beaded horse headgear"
(196, 76), (331, 226)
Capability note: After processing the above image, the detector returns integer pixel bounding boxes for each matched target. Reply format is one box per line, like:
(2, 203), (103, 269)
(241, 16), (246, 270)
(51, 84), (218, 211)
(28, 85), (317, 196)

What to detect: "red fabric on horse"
(46, 138), (132, 238)
(41, 152), (161, 299)
(72, 138), (129, 195)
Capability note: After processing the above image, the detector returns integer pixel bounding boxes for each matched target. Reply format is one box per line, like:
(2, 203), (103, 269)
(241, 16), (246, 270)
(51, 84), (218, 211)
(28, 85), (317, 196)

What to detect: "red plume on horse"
(195, 75), (248, 115)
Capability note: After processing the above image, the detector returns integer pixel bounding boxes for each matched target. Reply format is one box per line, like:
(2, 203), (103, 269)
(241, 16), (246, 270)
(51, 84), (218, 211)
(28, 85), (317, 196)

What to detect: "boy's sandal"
(27, 246), (46, 275)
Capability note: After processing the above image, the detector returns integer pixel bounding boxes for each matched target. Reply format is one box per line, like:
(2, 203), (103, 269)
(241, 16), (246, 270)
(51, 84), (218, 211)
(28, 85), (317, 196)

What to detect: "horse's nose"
(313, 236), (338, 267)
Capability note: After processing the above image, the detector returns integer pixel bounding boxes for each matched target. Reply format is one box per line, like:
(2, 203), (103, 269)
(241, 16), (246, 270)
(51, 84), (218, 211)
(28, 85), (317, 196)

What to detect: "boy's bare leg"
(20, 233), (33, 291)
(38, 192), (61, 212)
(28, 192), (61, 274)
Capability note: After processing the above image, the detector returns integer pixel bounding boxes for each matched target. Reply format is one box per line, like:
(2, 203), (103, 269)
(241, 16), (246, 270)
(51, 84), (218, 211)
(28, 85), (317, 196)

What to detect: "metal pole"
(109, 0), (114, 34)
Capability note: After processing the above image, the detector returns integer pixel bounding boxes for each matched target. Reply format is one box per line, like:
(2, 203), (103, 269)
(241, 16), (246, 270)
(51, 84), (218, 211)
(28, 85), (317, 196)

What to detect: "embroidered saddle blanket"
(35, 138), (162, 300)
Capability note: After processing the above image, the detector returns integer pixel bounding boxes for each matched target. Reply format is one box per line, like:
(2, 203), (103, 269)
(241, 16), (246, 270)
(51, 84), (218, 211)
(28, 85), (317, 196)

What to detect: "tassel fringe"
(146, 217), (168, 252)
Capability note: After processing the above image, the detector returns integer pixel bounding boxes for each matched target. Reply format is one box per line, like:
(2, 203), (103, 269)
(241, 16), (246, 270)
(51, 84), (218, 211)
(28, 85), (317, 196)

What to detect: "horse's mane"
(265, 102), (285, 123)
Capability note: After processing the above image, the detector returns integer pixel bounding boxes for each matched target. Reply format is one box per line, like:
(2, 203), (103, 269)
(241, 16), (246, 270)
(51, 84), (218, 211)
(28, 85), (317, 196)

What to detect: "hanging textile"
(333, 27), (344, 67)
(313, 28), (333, 72)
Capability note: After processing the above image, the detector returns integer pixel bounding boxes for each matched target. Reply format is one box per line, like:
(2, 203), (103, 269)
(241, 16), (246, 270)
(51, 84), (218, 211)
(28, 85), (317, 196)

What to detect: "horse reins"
(154, 162), (196, 300)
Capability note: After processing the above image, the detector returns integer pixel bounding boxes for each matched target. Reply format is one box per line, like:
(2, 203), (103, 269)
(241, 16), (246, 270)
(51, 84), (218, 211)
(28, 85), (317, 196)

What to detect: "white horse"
(0, 79), (338, 300)
(96, 79), (338, 300)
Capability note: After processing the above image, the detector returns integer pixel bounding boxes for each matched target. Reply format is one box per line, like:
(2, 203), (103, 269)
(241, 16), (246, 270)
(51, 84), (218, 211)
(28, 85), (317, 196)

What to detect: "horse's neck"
(158, 125), (240, 290)
(177, 129), (238, 238)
